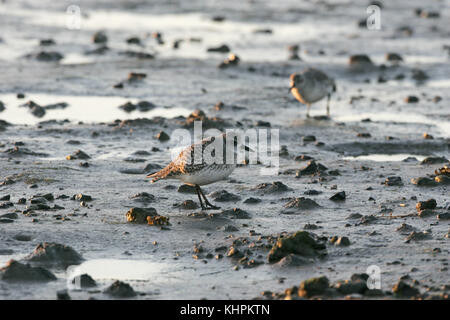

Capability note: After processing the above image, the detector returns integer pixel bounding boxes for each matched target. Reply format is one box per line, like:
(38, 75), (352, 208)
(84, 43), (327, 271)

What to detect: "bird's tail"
(146, 166), (173, 183)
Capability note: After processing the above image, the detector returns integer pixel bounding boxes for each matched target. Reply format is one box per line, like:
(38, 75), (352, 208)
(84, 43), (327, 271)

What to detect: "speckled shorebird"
(147, 133), (250, 210)
(289, 68), (336, 118)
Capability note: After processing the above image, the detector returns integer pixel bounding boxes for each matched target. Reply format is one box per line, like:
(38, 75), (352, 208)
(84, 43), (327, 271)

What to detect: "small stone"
(208, 190), (240, 202)
(92, 31), (108, 44)
(126, 207), (157, 223)
(66, 150), (90, 160)
(178, 184), (197, 194)
(104, 280), (136, 298)
(392, 280), (419, 298)
(73, 194), (92, 202)
(298, 276), (330, 298)
(416, 199), (437, 212)
(56, 289), (71, 300)
(0, 260), (56, 282)
(207, 44), (230, 53)
(384, 176), (403, 186)
(71, 273), (97, 288)
(420, 156), (448, 165)
(156, 131), (170, 142)
(411, 177), (437, 187)
(330, 191), (346, 201)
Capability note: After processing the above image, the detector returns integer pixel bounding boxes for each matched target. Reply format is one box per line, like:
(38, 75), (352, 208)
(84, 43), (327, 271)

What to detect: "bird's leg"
(306, 104), (311, 118)
(195, 185), (206, 210)
(198, 186), (220, 210)
(326, 93), (331, 117)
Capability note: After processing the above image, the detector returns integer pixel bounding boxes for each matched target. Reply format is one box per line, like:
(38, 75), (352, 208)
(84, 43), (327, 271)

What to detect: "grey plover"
(147, 133), (249, 210)
(289, 68), (336, 118)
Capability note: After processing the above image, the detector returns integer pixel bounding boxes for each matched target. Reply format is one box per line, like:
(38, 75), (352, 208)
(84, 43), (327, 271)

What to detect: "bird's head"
(289, 73), (304, 92)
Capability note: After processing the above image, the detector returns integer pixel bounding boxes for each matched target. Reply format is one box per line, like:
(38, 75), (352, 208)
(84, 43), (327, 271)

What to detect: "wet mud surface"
(0, 0), (449, 299)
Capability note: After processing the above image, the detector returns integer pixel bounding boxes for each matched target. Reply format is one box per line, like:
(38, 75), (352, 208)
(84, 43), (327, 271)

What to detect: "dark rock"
(92, 31), (108, 44)
(267, 231), (326, 263)
(207, 44), (230, 53)
(0, 212), (18, 219)
(384, 176), (403, 186)
(405, 231), (432, 242)
(335, 280), (367, 295)
(435, 175), (450, 185)
(404, 96), (419, 103)
(357, 132), (371, 138)
(118, 102), (137, 113)
(302, 135), (316, 143)
(0, 195), (11, 201)
(43, 102), (68, 110)
(175, 200), (199, 210)
(208, 190), (240, 202)
(129, 192), (155, 202)
(296, 161), (327, 176)
(25, 242), (83, 267)
(73, 194), (92, 202)
(221, 208), (251, 219)
(39, 39), (56, 46)
(26, 51), (63, 62)
(392, 280), (419, 298)
(224, 225), (239, 232)
(156, 131), (170, 142)
(126, 207), (157, 223)
(243, 197), (261, 204)
(218, 53), (240, 68)
(396, 223), (417, 235)
(330, 191), (346, 201)
(0, 260), (56, 282)
(298, 276), (330, 298)
(346, 213), (362, 219)
(283, 197), (320, 212)
(275, 254), (313, 267)
(386, 53), (403, 62)
(437, 212), (450, 220)
(349, 54), (374, 70)
(71, 273), (97, 288)
(104, 280), (136, 298)
(0, 218), (14, 223)
(359, 215), (378, 225)
(66, 150), (90, 160)
(304, 190), (322, 195)
(56, 289), (71, 300)
(0, 201), (14, 209)
(411, 177), (437, 187)
(136, 101), (156, 112)
(331, 236), (351, 246)
(254, 181), (290, 194)
(420, 156), (448, 165)
(416, 199), (437, 212)
(178, 184), (197, 194)
(411, 68), (428, 81)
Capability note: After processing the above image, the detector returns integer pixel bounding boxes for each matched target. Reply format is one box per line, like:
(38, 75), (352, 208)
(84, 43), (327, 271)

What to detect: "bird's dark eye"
(210, 137), (215, 142)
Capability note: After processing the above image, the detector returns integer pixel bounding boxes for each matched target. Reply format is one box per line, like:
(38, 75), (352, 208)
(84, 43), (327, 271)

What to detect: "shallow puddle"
(66, 259), (182, 284)
(0, 93), (191, 125)
(342, 153), (428, 162)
